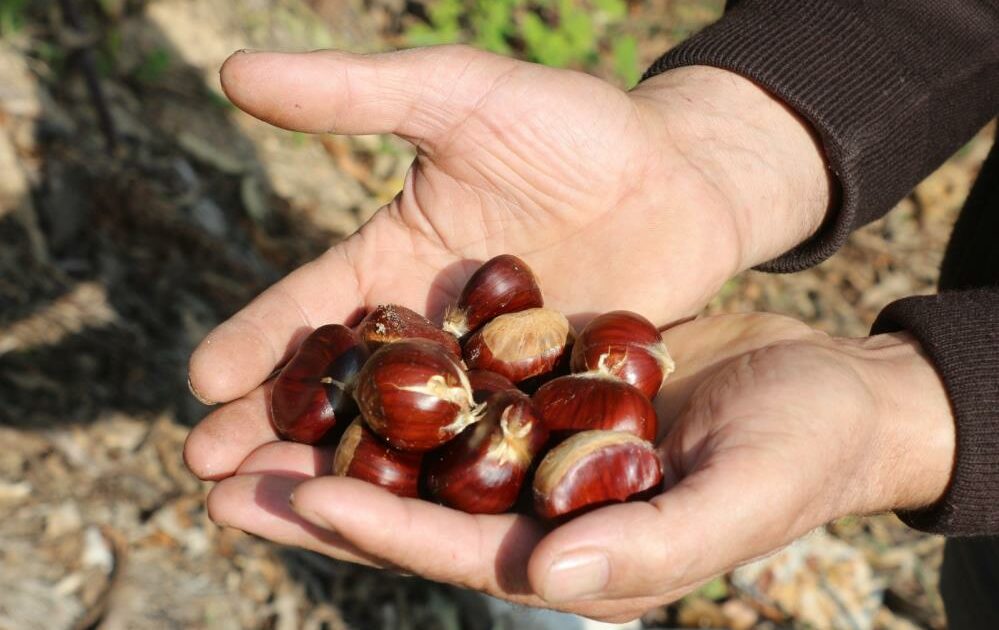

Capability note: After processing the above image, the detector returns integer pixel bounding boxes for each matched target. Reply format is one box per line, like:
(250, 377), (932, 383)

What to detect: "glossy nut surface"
(532, 430), (663, 520)
(333, 418), (422, 498)
(533, 375), (657, 442)
(466, 369), (518, 404)
(570, 310), (675, 399)
(463, 308), (573, 383)
(270, 324), (369, 444)
(425, 390), (548, 513)
(357, 304), (461, 357)
(443, 254), (543, 337)
(354, 340), (482, 451)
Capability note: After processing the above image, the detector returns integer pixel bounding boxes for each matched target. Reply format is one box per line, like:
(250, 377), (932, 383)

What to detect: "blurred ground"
(0, 1), (993, 629)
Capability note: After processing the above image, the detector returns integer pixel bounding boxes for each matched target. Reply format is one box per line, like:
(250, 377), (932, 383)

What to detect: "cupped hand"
(186, 45), (830, 411)
(190, 312), (954, 622)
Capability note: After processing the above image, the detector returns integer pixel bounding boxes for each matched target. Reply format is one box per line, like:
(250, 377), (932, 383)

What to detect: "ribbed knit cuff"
(642, 0), (930, 272)
(872, 290), (999, 536)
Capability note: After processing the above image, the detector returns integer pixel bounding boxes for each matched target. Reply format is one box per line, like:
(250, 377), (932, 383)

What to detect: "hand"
(190, 312), (954, 622)
(186, 45), (831, 413)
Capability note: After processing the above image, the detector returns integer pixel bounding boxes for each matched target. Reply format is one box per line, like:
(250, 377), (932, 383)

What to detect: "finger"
(236, 440), (333, 478)
(289, 476), (548, 605)
(188, 248), (363, 404)
(528, 460), (801, 605)
(183, 384), (279, 480)
(207, 473), (382, 568)
(220, 46), (517, 147)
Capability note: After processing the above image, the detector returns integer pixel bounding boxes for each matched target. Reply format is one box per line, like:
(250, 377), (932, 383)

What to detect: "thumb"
(219, 45), (514, 147)
(527, 459), (808, 604)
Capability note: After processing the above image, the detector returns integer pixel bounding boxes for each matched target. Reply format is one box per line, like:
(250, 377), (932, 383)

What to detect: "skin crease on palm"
(183, 47), (956, 622)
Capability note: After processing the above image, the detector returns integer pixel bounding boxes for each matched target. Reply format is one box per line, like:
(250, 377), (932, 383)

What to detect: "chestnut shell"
(463, 307), (574, 383)
(354, 339), (482, 451)
(533, 375), (657, 442)
(466, 369), (518, 404)
(425, 390), (548, 514)
(333, 418), (422, 498)
(533, 430), (663, 520)
(270, 324), (369, 444)
(443, 254), (543, 337)
(570, 310), (675, 399)
(357, 304), (461, 357)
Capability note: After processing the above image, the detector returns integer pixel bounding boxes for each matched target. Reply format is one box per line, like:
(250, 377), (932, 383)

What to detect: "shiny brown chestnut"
(354, 339), (483, 451)
(425, 390), (548, 513)
(270, 324), (369, 444)
(533, 374), (657, 442)
(443, 254), (543, 337)
(570, 310), (675, 399)
(333, 418), (422, 498)
(463, 307), (574, 383)
(532, 430), (663, 520)
(357, 304), (462, 357)
(466, 369), (518, 404)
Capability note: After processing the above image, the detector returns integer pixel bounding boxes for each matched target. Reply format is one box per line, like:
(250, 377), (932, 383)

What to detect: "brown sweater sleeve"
(642, 0), (999, 272)
(872, 290), (999, 536)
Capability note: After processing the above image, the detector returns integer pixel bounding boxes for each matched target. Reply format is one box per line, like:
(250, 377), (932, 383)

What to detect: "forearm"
(644, 0), (999, 270)
(630, 66), (832, 271)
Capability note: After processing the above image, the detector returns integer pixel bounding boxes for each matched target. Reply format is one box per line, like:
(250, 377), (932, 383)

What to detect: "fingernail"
(541, 550), (610, 603)
(187, 376), (216, 406)
(289, 495), (338, 534)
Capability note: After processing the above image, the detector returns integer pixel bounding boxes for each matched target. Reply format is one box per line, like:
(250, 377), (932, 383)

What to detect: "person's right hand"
(185, 46), (830, 478)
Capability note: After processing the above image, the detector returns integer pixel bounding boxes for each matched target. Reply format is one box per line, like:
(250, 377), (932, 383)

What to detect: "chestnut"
(333, 418), (422, 498)
(570, 310), (675, 399)
(425, 390), (548, 513)
(443, 254), (543, 337)
(354, 339), (483, 451)
(463, 307), (574, 383)
(270, 324), (369, 444)
(466, 369), (517, 404)
(532, 430), (664, 520)
(357, 304), (462, 357)
(532, 375), (657, 442)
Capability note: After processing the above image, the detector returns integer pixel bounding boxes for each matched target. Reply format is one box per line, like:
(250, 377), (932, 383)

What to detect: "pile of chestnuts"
(270, 255), (675, 520)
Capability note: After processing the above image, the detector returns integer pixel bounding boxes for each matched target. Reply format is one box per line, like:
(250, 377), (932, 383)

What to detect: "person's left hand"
(192, 312), (955, 622)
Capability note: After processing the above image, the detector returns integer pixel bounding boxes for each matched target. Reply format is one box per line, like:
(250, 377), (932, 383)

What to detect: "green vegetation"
(134, 46), (172, 84)
(405, 0), (640, 86)
(0, 0), (30, 36)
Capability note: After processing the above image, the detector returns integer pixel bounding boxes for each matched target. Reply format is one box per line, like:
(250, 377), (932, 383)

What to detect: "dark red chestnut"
(333, 418), (422, 498)
(354, 339), (483, 451)
(357, 304), (462, 357)
(466, 369), (518, 404)
(463, 308), (574, 383)
(533, 375), (657, 442)
(443, 254), (543, 337)
(270, 324), (369, 444)
(425, 390), (548, 513)
(532, 430), (663, 520)
(570, 310), (675, 399)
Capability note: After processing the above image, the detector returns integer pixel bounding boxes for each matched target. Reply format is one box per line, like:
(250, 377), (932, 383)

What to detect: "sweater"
(643, 0), (999, 535)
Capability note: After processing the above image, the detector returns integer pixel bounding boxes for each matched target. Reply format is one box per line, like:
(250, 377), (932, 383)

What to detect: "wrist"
(840, 333), (956, 512)
(630, 66), (832, 270)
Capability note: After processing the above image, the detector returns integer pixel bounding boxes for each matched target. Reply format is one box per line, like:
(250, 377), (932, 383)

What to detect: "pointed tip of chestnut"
(533, 374), (658, 441)
(444, 254), (544, 336)
(333, 418), (422, 498)
(355, 339), (482, 451)
(425, 390), (548, 513)
(270, 324), (369, 444)
(570, 310), (675, 399)
(532, 430), (663, 520)
(463, 307), (574, 383)
(357, 304), (461, 357)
